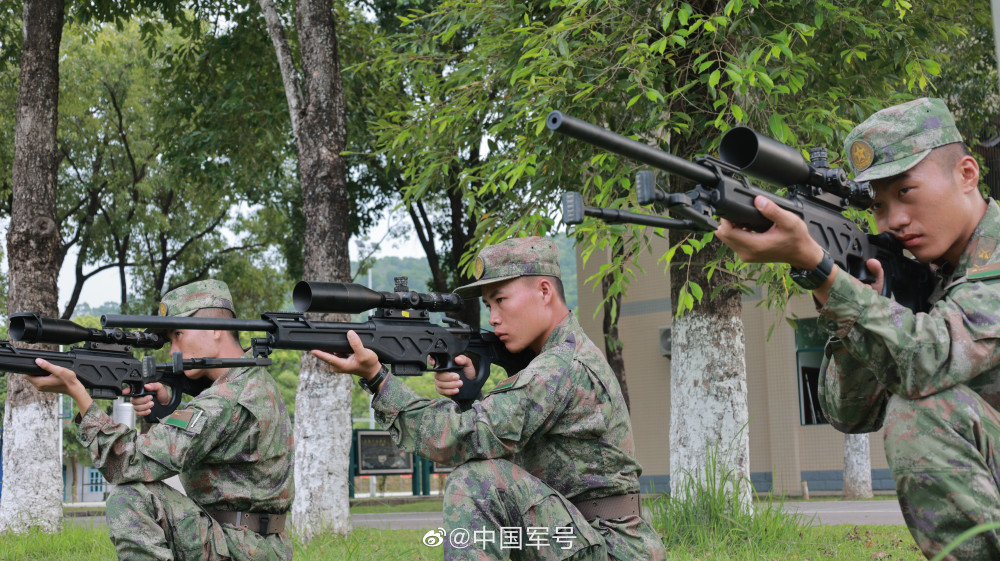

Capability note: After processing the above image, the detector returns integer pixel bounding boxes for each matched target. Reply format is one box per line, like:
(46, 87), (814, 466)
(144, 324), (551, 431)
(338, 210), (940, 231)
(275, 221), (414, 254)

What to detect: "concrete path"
(783, 499), (905, 526)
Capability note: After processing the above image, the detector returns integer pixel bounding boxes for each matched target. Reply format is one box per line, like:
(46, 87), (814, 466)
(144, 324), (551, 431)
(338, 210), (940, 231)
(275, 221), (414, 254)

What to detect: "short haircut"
(192, 307), (240, 344)
(520, 275), (566, 305)
(928, 141), (972, 171)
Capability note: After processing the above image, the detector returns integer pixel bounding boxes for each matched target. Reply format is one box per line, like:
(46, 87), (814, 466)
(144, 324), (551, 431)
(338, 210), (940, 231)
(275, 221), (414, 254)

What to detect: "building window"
(795, 317), (828, 426)
(88, 468), (105, 495)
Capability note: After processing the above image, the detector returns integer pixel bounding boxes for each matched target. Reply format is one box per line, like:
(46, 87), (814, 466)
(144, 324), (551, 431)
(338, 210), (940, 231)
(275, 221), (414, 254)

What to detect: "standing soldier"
(28, 280), (294, 560)
(315, 236), (666, 560)
(716, 97), (1000, 560)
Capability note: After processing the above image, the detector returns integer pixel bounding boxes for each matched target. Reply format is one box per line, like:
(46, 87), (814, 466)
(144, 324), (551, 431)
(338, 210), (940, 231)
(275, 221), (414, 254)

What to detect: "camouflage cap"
(158, 280), (235, 318)
(454, 236), (561, 298)
(844, 97), (964, 183)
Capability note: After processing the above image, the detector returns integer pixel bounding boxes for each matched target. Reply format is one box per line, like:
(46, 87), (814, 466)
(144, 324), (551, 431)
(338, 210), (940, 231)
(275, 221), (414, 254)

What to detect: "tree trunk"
(843, 433), (873, 499)
(601, 268), (629, 410)
(0, 0), (65, 533)
(259, 0), (353, 540)
(668, 281), (752, 511)
(666, 183), (751, 510)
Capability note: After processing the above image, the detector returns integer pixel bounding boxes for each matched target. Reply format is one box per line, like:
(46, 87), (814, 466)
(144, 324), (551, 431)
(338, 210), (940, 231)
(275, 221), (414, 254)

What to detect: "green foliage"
(367, 0), (994, 316)
(0, 2), (18, 207)
(54, 18), (295, 317)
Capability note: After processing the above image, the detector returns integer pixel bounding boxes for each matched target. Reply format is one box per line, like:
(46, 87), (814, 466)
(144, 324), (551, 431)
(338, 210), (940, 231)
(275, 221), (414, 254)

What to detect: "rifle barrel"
(101, 314), (275, 332)
(546, 111), (718, 186)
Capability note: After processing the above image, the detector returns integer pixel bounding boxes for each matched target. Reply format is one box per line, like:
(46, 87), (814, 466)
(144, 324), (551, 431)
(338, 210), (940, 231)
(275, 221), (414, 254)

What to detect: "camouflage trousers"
(441, 458), (666, 560)
(883, 384), (1000, 561)
(105, 481), (292, 561)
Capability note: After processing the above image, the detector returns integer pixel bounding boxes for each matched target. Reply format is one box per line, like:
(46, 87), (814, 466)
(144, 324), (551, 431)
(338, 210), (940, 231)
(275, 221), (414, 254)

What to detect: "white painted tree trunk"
(843, 432), (873, 499)
(291, 354), (353, 540)
(1, 0), (66, 534)
(259, 0), (353, 540)
(669, 310), (752, 511)
(0, 396), (62, 532)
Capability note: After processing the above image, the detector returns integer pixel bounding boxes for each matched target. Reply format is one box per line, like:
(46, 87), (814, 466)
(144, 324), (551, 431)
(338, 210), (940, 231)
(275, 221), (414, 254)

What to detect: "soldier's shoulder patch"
(162, 409), (204, 433)
(491, 373), (519, 393)
(489, 368), (537, 394)
(967, 262), (1000, 282)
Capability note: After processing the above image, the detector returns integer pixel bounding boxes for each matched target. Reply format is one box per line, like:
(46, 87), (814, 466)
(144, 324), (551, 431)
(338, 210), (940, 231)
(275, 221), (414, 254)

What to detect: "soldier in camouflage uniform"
(716, 97), (1000, 560)
(28, 280), (294, 561)
(314, 237), (666, 560)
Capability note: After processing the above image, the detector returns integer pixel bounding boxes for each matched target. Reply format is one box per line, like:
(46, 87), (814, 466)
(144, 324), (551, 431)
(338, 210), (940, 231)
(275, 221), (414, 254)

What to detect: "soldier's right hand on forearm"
(434, 354), (476, 397)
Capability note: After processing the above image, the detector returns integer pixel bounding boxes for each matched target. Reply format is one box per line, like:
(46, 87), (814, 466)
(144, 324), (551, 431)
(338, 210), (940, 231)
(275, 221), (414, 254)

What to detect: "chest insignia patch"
(967, 262), (1000, 282)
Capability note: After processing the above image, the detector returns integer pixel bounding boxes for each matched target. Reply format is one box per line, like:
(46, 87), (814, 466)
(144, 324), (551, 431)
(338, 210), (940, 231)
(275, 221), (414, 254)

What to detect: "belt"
(572, 492), (642, 521)
(205, 509), (287, 535)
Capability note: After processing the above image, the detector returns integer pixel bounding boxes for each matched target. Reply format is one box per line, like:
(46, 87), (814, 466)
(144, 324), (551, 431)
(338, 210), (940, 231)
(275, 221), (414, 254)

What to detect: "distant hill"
(73, 301), (123, 318)
(349, 235), (579, 314)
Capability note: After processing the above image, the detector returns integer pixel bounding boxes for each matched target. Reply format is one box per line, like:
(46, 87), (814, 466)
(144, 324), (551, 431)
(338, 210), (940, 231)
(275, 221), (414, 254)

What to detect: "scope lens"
(719, 127), (760, 169)
(8, 314), (37, 342)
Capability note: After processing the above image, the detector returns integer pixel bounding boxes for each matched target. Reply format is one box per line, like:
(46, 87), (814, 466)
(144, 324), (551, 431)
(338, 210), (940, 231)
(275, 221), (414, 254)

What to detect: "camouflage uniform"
(819, 98), (1000, 560)
(75, 281), (295, 560)
(372, 237), (666, 560)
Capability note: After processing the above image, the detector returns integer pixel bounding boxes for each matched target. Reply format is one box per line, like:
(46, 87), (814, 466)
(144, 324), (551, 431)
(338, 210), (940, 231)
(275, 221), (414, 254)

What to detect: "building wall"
(575, 236), (889, 496)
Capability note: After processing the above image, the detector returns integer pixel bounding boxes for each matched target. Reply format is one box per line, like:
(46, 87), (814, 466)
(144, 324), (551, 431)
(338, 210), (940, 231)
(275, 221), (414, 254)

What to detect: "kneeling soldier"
(29, 280), (294, 560)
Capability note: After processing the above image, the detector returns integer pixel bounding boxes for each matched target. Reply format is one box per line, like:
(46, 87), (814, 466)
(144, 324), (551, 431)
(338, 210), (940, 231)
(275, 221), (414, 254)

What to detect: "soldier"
(314, 236), (666, 560)
(716, 97), (1000, 560)
(27, 280), (294, 561)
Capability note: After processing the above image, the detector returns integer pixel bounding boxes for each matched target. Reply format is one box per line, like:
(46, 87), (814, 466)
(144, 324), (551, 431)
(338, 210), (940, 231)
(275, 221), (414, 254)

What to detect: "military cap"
(454, 236), (561, 298)
(158, 279), (235, 318)
(844, 97), (964, 183)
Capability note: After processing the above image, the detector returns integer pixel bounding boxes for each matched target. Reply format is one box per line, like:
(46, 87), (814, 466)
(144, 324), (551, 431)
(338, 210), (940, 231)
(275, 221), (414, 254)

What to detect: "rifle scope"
(293, 281), (465, 314)
(9, 312), (166, 349)
(718, 127), (873, 209)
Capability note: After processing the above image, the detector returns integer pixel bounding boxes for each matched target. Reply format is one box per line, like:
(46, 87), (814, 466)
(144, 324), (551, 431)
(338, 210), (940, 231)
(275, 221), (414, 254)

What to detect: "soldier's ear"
(536, 277), (555, 303)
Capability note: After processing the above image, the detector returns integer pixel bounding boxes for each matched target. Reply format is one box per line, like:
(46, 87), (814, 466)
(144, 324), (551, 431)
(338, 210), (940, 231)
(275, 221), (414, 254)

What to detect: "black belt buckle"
(259, 513), (271, 534)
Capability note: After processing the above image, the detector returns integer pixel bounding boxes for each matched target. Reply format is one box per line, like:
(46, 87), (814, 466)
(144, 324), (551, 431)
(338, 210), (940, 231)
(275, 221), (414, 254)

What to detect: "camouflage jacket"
(372, 311), (643, 501)
(818, 199), (1000, 433)
(76, 356), (294, 513)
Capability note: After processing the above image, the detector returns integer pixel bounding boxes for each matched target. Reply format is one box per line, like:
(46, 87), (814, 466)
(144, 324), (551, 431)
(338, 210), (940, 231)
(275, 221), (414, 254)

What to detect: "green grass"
(0, 520), (922, 561)
(0, 525), (440, 561)
(0, 523), (116, 561)
(2, 450), (922, 561)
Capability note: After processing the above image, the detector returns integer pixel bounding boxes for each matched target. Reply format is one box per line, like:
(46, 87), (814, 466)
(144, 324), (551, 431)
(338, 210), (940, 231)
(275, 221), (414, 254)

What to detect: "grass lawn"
(0, 522), (923, 561)
(4, 483), (925, 561)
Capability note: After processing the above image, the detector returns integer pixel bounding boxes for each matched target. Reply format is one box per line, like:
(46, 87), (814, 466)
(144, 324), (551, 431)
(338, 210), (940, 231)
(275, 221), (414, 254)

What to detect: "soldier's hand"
(865, 258), (885, 294)
(716, 196), (825, 270)
(434, 354), (476, 397)
(28, 358), (84, 395)
(311, 330), (382, 379)
(29, 358), (93, 412)
(124, 382), (172, 417)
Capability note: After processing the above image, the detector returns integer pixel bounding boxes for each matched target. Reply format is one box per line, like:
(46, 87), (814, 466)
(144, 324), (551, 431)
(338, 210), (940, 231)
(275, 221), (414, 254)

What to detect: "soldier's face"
(870, 151), (981, 266)
(482, 277), (549, 354)
(167, 328), (220, 379)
